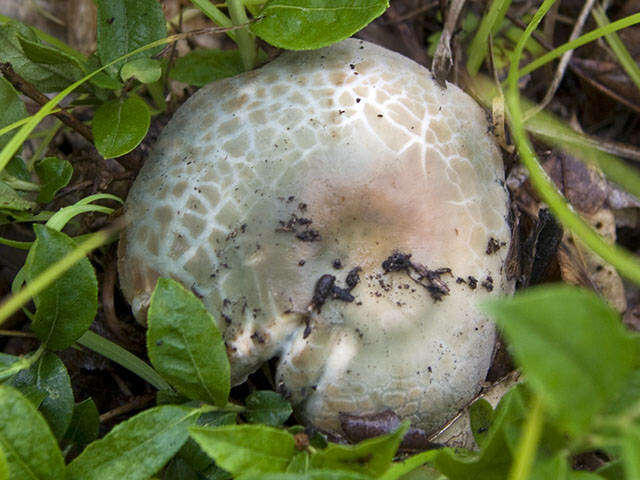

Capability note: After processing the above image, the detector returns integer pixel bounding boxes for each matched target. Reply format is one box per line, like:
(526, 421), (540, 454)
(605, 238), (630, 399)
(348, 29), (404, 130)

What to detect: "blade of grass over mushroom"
(466, 0), (512, 76)
(147, 278), (230, 405)
(0, 226), (116, 326)
(251, 0), (389, 50)
(518, 12), (640, 79)
(591, 7), (640, 93)
(505, 0), (640, 285)
(77, 330), (172, 392)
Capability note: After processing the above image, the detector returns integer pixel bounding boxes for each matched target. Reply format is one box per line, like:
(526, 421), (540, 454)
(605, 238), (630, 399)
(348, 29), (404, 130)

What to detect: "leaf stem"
(190, 0), (236, 41)
(227, 0), (257, 70)
(508, 395), (544, 480)
(0, 343), (45, 381)
(77, 330), (172, 392)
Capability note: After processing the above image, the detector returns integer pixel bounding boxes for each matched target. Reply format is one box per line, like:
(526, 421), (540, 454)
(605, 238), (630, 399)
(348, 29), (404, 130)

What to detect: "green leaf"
(63, 398), (100, 448)
(0, 446), (7, 480)
(10, 352), (74, 439)
(623, 426), (640, 480)
(0, 77), (27, 152)
(18, 385), (48, 407)
(162, 457), (202, 480)
(121, 58), (162, 83)
(25, 225), (98, 349)
(92, 95), (150, 158)
(147, 278), (230, 406)
(17, 34), (86, 70)
(379, 450), (439, 480)
(242, 471), (373, 480)
(176, 410), (237, 476)
(435, 387), (521, 480)
(35, 156), (73, 203)
(0, 21), (83, 92)
(245, 391), (292, 426)
(0, 384), (65, 480)
(287, 452), (310, 473)
(597, 459), (624, 480)
(0, 351), (41, 382)
(189, 424), (296, 476)
(95, 0), (167, 75)
(251, 0), (388, 50)
(485, 285), (637, 435)
(67, 405), (199, 480)
(469, 398), (493, 449)
(310, 422), (408, 477)
(0, 180), (36, 211)
(169, 49), (245, 86)
(5, 157), (30, 182)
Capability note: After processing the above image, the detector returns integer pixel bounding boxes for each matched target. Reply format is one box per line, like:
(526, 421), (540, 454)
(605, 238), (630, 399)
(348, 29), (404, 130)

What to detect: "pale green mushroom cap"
(118, 38), (512, 436)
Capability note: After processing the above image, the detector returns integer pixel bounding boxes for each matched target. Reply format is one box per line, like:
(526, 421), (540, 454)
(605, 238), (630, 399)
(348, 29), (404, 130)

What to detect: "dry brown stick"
(0, 62), (94, 143)
(431, 0), (468, 85)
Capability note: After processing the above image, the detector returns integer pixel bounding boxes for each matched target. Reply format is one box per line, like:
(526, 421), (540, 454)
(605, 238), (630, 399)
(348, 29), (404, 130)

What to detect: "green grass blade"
(467, 0), (513, 76)
(506, 0), (640, 285)
(77, 330), (172, 392)
(519, 12), (640, 78)
(592, 7), (640, 93)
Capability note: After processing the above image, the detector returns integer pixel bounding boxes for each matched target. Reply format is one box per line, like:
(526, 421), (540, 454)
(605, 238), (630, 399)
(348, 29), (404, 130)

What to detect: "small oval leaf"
(35, 156), (73, 203)
(25, 224), (97, 349)
(120, 58), (162, 84)
(245, 390), (292, 426)
(251, 0), (389, 50)
(92, 95), (150, 158)
(147, 278), (230, 406)
(64, 398), (100, 448)
(189, 424), (296, 476)
(170, 49), (245, 86)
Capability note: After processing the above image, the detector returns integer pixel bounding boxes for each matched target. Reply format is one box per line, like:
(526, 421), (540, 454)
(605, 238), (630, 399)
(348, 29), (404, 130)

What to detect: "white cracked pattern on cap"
(118, 38), (512, 436)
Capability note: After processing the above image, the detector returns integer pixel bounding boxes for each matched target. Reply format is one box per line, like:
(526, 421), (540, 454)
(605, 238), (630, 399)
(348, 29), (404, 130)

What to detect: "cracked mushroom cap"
(118, 38), (512, 436)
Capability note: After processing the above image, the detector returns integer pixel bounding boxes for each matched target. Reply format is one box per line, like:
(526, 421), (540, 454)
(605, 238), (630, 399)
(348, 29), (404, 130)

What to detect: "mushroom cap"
(118, 38), (512, 436)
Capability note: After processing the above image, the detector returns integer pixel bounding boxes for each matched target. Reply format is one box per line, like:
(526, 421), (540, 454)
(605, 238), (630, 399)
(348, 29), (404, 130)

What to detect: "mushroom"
(118, 38), (512, 437)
